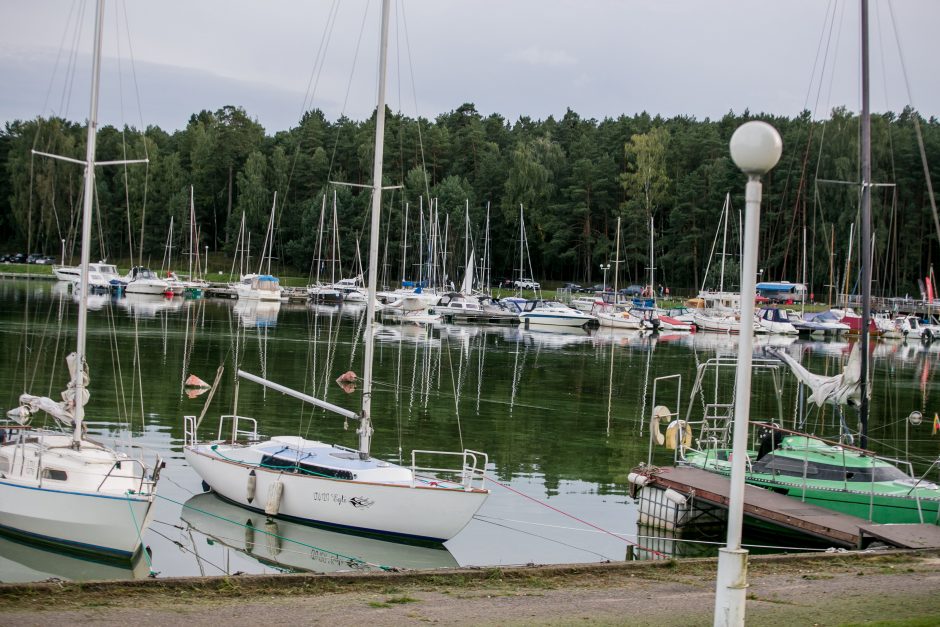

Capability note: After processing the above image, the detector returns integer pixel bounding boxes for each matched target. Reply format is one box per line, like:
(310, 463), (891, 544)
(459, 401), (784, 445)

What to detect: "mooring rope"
(484, 473), (668, 559)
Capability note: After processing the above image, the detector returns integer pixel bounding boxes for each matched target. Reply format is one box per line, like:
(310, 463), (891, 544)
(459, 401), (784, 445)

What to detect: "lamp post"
(714, 121), (782, 627)
(600, 263), (611, 293)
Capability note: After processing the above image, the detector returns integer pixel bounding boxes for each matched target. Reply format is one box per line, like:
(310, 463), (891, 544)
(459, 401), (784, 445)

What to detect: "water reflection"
(234, 300), (281, 328)
(0, 533), (151, 582)
(180, 492), (458, 573)
(116, 293), (183, 318)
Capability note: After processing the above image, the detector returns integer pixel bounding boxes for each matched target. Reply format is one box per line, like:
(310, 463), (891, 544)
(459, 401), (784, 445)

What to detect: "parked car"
(9, 253), (27, 264)
(620, 284), (645, 296)
(514, 278), (540, 290)
(496, 277), (515, 289)
(33, 256), (55, 265)
(561, 282), (583, 292)
(590, 284), (611, 293)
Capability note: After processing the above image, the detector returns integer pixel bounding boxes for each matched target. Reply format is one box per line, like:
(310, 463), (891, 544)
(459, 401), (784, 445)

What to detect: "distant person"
(665, 286), (670, 297)
(658, 284), (664, 297)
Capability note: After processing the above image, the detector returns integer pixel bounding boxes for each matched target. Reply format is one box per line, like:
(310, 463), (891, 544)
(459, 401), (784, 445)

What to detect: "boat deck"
(646, 466), (940, 549)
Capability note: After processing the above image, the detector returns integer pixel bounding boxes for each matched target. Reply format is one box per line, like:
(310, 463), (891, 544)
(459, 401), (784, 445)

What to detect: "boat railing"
(218, 415), (259, 444)
(94, 458), (157, 496)
(410, 449), (488, 491)
(184, 414), (260, 446)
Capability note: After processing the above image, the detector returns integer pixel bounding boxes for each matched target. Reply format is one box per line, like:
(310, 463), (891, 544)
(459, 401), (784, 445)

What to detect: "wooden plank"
(648, 466), (868, 547)
(860, 524), (940, 549)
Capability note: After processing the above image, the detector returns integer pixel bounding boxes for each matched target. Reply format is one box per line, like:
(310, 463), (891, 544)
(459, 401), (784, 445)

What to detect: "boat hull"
(185, 446), (488, 544)
(0, 479), (154, 558)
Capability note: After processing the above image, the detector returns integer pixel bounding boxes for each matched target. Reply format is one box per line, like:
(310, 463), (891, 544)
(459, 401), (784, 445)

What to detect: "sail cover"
(5, 352), (90, 427)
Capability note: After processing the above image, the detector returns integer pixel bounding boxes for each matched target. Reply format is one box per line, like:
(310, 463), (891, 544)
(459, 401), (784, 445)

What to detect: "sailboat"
(234, 193), (284, 302)
(183, 0), (489, 545)
(0, 0), (161, 559)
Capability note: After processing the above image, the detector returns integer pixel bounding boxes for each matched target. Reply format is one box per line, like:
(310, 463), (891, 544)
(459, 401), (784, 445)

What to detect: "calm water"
(0, 279), (937, 581)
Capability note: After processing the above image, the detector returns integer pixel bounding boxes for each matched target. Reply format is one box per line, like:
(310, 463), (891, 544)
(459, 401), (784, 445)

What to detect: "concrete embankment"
(2, 549), (940, 625)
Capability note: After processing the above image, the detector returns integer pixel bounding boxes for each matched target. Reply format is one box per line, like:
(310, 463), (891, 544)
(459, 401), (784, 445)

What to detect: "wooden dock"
(645, 466), (940, 549)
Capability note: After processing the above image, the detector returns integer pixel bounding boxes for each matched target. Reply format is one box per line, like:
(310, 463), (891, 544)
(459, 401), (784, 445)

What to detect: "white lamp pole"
(600, 263), (611, 292)
(714, 121), (782, 627)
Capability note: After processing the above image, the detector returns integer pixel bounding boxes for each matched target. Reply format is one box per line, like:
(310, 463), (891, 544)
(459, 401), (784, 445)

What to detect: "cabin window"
(42, 468), (68, 481)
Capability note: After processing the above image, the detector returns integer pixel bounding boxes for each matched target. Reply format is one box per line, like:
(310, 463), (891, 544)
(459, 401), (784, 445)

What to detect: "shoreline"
(2, 549), (939, 625)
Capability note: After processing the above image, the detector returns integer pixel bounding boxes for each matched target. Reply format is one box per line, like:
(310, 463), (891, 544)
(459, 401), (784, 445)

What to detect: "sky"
(1, 0), (938, 133)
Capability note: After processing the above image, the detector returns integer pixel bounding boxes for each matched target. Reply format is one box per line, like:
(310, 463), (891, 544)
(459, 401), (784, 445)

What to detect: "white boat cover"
(769, 343), (865, 408)
(6, 352), (89, 427)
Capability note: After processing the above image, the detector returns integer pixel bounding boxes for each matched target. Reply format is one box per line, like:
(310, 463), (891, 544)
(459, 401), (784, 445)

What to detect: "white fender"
(246, 469), (257, 503)
(650, 405), (671, 446)
(664, 488), (689, 506)
(265, 480), (284, 515)
(627, 472), (649, 487)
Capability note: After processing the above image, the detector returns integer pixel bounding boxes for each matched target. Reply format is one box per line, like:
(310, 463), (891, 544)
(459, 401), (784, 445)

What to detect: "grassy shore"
(0, 550), (938, 625)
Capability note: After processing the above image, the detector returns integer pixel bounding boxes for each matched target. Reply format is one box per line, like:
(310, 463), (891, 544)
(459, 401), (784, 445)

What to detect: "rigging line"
(886, 2), (940, 248)
(148, 526), (228, 575)
(326, 1), (371, 180)
(399, 1), (432, 203)
(484, 473), (667, 559)
(155, 493), (392, 570)
(471, 516), (619, 563)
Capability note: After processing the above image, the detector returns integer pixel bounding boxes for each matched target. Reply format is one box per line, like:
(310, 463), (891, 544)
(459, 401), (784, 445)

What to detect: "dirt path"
(2, 550), (940, 626)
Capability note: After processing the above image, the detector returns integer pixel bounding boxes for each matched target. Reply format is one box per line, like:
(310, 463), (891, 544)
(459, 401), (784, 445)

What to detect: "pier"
(641, 466), (940, 549)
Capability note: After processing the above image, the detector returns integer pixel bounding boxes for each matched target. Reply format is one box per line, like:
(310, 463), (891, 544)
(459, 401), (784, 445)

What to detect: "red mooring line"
(485, 473), (668, 559)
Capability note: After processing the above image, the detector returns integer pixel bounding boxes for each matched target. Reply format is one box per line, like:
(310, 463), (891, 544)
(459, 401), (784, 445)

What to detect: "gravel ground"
(2, 550), (939, 626)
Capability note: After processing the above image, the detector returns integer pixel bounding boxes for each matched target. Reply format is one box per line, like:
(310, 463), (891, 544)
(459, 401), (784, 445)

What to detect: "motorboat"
(519, 299), (597, 328)
(123, 266), (170, 295)
(755, 307), (799, 335)
(234, 274), (283, 302)
(53, 261), (123, 291)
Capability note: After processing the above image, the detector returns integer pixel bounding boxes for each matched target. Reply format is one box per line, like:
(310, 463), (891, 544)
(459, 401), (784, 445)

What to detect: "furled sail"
(767, 343), (865, 408)
(5, 352), (90, 427)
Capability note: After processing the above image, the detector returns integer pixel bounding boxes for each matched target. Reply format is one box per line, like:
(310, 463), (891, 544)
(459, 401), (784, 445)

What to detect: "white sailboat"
(183, 1), (489, 545)
(0, 0), (160, 559)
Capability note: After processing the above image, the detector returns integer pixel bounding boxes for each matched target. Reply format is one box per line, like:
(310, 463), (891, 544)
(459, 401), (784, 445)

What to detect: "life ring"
(664, 419), (693, 451)
(649, 406), (672, 446)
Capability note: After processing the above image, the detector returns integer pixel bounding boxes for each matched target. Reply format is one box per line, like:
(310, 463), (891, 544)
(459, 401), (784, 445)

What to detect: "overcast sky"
(1, 1), (938, 133)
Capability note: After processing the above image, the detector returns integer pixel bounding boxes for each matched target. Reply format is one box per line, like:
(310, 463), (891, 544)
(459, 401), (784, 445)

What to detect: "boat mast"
(359, 0), (390, 459)
(719, 193), (729, 293)
(859, 0), (872, 446)
(649, 216), (655, 305)
(70, 0), (106, 448)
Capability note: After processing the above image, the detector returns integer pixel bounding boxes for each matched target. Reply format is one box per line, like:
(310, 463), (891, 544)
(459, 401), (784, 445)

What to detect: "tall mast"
(719, 193), (729, 293)
(859, 0), (872, 447)
(188, 186), (195, 279)
(359, 0), (390, 458)
(70, 0), (106, 447)
(649, 216), (656, 305)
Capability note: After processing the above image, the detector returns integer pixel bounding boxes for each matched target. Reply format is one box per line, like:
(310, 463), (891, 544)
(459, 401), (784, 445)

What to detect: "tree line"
(1, 103), (938, 297)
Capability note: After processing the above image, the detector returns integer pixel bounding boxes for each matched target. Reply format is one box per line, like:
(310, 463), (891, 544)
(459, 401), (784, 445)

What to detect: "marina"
(0, 277), (938, 581)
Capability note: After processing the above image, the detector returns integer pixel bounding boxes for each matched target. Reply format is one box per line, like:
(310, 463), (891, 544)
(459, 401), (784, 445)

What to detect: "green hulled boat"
(680, 426), (940, 525)
(646, 355), (940, 527)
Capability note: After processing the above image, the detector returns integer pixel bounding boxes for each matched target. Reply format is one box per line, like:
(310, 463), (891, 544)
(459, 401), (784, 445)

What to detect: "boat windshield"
(751, 452), (911, 483)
